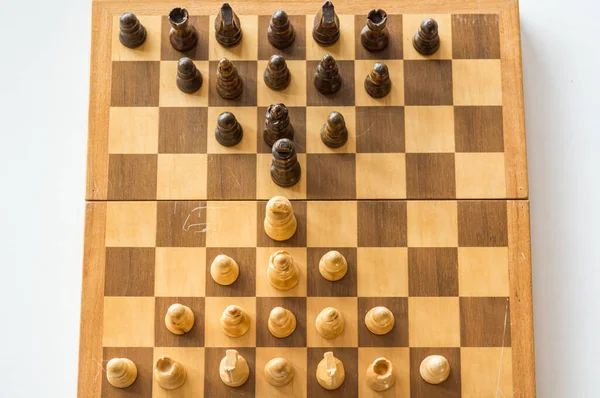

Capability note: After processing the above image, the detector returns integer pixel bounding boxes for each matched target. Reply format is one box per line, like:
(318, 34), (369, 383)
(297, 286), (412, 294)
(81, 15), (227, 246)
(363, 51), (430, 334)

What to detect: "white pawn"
(267, 250), (300, 290)
(420, 355), (451, 384)
(264, 357), (295, 387)
(315, 307), (344, 339)
(220, 305), (251, 337)
(210, 254), (239, 285)
(264, 196), (297, 241)
(154, 355), (187, 390)
(319, 250), (348, 281)
(106, 358), (137, 388)
(268, 306), (297, 338)
(165, 303), (194, 335)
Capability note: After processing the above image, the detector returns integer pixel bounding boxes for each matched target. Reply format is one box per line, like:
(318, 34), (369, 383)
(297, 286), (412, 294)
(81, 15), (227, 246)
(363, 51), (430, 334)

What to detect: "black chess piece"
(176, 57), (203, 94)
(364, 62), (392, 98)
(413, 18), (440, 55)
(313, 54), (342, 94)
(216, 58), (244, 100)
(263, 103), (294, 147)
(360, 9), (389, 52)
(168, 7), (198, 52)
(215, 3), (243, 47)
(312, 1), (340, 46)
(268, 10), (295, 49)
(270, 138), (301, 187)
(119, 12), (147, 48)
(215, 112), (243, 146)
(320, 111), (348, 148)
(264, 55), (291, 91)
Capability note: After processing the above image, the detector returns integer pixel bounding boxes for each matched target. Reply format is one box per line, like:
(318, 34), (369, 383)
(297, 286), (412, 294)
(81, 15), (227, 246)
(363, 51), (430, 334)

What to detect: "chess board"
(79, 0), (534, 397)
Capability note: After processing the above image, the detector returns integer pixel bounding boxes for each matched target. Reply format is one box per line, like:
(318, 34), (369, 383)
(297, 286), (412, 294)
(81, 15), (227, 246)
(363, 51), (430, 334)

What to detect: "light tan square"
(455, 153), (506, 198)
(256, 348), (307, 398)
(152, 347), (205, 398)
(402, 14), (452, 60)
(458, 247), (509, 297)
(156, 154), (207, 199)
(108, 107), (159, 154)
(305, 106), (356, 153)
(461, 347), (513, 397)
(358, 348), (410, 398)
(307, 297), (358, 347)
(103, 297), (155, 347)
(307, 201), (357, 247)
(256, 247), (307, 297)
(354, 60), (404, 106)
(159, 60), (209, 107)
(111, 15), (162, 61)
(206, 107), (257, 153)
(407, 201), (458, 247)
(208, 15), (258, 60)
(105, 202), (157, 247)
(155, 247), (206, 297)
(405, 106), (455, 153)
(256, 154), (307, 200)
(257, 60), (307, 107)
(306, 14), (355, 60)
(408, 297), (460, 347)
(205, 201), (257, 247)
(453, 60), (503, 105)
(356, 153), (406, 199)
(204, 296), (256, 347)
(357, 248), (408, 297)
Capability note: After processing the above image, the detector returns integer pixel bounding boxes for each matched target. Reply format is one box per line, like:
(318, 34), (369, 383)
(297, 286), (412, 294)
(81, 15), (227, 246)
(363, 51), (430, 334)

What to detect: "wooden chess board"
(79, 0), (534, 397)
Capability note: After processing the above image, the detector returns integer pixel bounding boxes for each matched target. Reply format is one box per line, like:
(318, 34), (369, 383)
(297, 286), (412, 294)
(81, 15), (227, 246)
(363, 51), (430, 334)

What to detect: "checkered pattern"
(100, 199), (513, 397)
(106, 13), (507, 201)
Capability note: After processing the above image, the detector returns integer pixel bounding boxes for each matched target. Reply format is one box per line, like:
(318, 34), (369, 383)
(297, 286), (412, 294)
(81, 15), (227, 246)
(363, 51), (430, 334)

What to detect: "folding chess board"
(79, 0), (534, 397)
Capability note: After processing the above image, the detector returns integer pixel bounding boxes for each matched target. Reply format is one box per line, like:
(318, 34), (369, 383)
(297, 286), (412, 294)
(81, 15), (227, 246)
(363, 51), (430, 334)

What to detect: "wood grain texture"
(104, 247), (155, 296)
(406, 153), (456, 199)
(408, 247), (458, 297)
(404, 60), (453, 106)
(451, 14), (500, 59)
(454, 106), (504, 152)
(357, 200), (407, 247)
(159, 107), (208, 154)
(355, 106), (405, 153)
(306, 154), (356, 199)
(156, 201), (207, 247)
(460, 297), (511, 347)
(107, 154), (157, 200)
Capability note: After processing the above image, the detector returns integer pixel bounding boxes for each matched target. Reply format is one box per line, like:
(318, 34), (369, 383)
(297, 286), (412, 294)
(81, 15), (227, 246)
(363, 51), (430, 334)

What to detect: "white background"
(0, 0), (597, 396)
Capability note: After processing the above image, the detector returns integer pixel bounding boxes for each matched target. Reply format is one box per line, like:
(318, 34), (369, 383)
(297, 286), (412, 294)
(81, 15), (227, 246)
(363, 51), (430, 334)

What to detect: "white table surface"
(0, 0), (598, 396)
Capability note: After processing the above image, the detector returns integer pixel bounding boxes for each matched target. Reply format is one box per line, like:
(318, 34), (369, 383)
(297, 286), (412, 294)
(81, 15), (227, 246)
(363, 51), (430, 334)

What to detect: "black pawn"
(313, 1), (340, 46)
(264, 55), (291, 91)
(168, 7), (198, 52)
(263, 103), (294, 147)
(119, 12), (147, 48)
(320, 112), (348, 148)
(364, 62), (392, 98)
(176, 58), (203, 94)
(215, 3), (243, 47)
(360, 9), (389, 52)
(268, 10), (295, 49)
(215, 112), (243, 147)
(271, 138), (301, 187)
(413, 18), (440, 55)
(313, 54), (342, 94)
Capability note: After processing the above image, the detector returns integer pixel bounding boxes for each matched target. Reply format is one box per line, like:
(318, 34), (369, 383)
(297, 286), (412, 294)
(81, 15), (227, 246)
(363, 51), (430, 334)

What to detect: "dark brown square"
(406, 153), (456, 199)
(256, 297), (307, 347)
(101, 347), (153, 397)
(306, 154), (356, 199)
(107, 154), (157, 200)
(408, 248), (458, 297)
(159, 107), (208, 153)
(452, 14), (501, 59)
(308, 348), (358, 398)
(205, 347), (255, 397)
(458, 201), (508, 247)
(257, 201), (307, 247)
(156, 201), (206, 247)
(258, 15), (306, 60)
(207, 154), (257, 200)
(358, 201), (407, 247)
(356, 106), (405, 153)
(404, 60), (453, 105)
(104, 248), (155, 296)
(410, 347), (461, 398)
(307, 248), (357, 297)
(205, 248), (256, 297)
(354, 14), (403, 60)
(306, 60), (355, 106)
(358, 297), (408, 347)
(111, 61), (160, 107)
(161, 15), (210, 60)
(454, 106), (504, 152)
(460, 297), (511, 347)
(209, 60), (257, 106)
(155, 297), (205, 347)
(257, 107), (306, 153)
